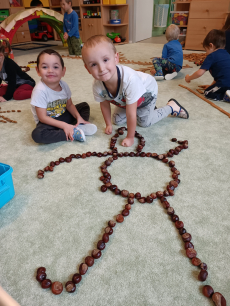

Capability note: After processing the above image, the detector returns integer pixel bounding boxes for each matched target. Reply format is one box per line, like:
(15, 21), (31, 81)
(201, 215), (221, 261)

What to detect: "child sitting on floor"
(82, 35), (189, 147)
(185, 29), (230, 102)
(0, 41), (35, 102)
(151, 24), (183, 81)
(31, 49), (97, 144)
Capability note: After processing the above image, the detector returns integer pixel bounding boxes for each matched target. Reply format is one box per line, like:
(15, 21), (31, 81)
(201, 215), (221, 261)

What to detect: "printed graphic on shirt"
(99, 90), (155, 109)
(47, 98), (67, 118)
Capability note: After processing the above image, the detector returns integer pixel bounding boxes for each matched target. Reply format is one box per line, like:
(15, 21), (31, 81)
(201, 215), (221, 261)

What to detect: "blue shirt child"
(200, 49), (230, 87)
(162, 40), (183, 68)
(63, 10), (79, 38)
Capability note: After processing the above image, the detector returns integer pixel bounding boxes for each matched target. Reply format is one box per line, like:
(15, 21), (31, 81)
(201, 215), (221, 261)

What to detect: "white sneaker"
(79, 123), (97, 136)
(165, 72), (178, 80)
(223, 90), (230, 103)
(154, 75), (164, 81)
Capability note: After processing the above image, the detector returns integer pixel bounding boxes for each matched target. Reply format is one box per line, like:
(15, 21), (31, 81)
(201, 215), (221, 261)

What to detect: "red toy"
(114, 36), (121, 43)
(31, 22), (54, 41)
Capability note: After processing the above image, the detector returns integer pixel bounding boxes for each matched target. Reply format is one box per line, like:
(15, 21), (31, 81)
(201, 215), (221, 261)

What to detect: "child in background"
(82, 35), (189, 148)
(185, 29), (230, 102)
(0, 42), (35, 102)
(61, 0), (81, 56)
(0, 34), (14, 59)
(30, 0), (43, 6)
(222, 13), (230, 54)
(31, 49), (97, 144)
(151, 24), (183, 81)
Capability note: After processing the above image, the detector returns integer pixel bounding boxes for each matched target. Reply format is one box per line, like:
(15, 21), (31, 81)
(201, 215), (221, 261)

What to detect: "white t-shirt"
(30, 80), (71, 124)
(93, 65), (158, 108)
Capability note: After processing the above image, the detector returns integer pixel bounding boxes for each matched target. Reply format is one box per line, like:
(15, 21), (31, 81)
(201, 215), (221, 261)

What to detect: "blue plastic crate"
(0, 163), (15, 208)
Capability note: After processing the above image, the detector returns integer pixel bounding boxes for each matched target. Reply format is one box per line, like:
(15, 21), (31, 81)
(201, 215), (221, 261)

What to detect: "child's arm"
(36, 106), (75, 141)
(162, 44), (168, 59)
(122, 102), (137, 147)
(100, 100), (112, 134)
(185, 69), (206, 83)
(66, 13), (79, 38)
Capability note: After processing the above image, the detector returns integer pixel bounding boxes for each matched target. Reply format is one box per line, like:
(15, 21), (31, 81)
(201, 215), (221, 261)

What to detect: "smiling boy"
(82, 35), (189, 147)
(31, 49), (97, 144)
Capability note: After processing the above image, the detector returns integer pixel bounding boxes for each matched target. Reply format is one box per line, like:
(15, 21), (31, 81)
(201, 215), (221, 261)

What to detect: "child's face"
(36, 53), (66, 85)
(60, 0), (71, 12)
(83, 41), (119, 84)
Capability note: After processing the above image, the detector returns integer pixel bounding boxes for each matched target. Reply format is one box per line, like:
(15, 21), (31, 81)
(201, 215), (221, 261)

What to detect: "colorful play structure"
(0, 7), (66, 45)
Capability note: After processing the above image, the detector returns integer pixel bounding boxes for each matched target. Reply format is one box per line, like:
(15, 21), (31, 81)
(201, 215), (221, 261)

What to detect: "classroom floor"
(0, 41), (230, 306)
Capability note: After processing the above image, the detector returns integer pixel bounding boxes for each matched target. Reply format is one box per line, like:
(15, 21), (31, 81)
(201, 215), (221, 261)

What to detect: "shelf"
(50, 6), (61, 8)
(179, 34), (186, 36)
(114, 41), (128, 45)
(177, 25), (188, 27)
(172, 1), (191, 3)
(103, 23), (128, 26)
(81, 4), (101, 6)
(103, 4), (128, 6)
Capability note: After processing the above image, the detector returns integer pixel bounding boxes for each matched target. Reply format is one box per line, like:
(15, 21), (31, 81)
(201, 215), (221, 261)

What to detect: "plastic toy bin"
(171, 11), (189, 25)
(0, 163), (15, 208)
(0, 10), (9, 21)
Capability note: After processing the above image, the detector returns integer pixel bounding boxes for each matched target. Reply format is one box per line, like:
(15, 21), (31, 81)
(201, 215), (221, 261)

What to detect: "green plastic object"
(106, 32), (120, 40)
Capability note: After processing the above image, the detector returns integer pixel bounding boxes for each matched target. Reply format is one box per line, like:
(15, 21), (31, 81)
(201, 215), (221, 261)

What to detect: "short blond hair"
(165, 24), (180, 41)
(82, 35), (116, 61)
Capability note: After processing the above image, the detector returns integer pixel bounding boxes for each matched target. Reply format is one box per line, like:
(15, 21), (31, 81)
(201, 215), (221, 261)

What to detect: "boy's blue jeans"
(152, 57), (181, 76)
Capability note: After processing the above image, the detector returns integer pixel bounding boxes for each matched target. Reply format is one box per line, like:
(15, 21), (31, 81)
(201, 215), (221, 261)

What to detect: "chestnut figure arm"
(185, 69), (206, 83)
(122, 102), (137, 147)
(100, 100), (112, 135)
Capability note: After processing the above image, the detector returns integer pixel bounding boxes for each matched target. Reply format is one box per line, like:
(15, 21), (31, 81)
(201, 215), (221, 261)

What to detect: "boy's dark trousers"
(32, 102), (90, 144)
(67, 36), (81, 55)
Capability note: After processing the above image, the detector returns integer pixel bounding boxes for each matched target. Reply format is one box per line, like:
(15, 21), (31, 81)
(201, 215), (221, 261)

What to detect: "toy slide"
(0, 8), (65, 45)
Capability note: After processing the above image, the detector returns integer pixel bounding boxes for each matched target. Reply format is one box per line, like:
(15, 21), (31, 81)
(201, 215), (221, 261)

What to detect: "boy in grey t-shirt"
(31, 49), (97, 144)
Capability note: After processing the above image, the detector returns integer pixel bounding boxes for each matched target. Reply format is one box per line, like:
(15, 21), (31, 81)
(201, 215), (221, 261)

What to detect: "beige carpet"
(0, 42), (230, 306)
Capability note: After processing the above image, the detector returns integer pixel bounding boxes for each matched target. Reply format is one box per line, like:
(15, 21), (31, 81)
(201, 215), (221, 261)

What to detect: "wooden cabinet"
(82, 18), (103, 41)
(8, 7), (31, 44)
(173, 0), (229, 51)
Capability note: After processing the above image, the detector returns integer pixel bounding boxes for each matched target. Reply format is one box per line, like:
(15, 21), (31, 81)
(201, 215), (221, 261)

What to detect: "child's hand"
(122, 137), (134, 147)
(0, 96), (6, 102)
(198, 85), (209, 89)
(185, 75), (190, 83)
(64, 33), (68, 40)
(63, 123), (74, 141)
(75, 117), (90, 126)
(105, 125), (112, 135)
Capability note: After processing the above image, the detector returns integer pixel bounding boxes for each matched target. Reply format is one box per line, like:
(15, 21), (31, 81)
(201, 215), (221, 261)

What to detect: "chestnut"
(179, 228), (186, 235)
(97, 240), (105, 250)
(108, 220), (116, 227)
(200, 263), (208, 270)
(79, 263), (88, 275)
(156, 191), (164, 198)
(72, 273), (82, 284)
(171, 215), (179, 222)
(85, 256), (94, 267)
(128, 198), (134, 204)
(114, 188), (121, 195)
(162, 158), (168, 163)
(51, 281), (63, 295)
(121, 190), (129, 198)
(172, 138), (177, 142)
(158, 154), (164, 160)
(129, 193), (135, 198)
(186, 248), (197, 259)
(44, 166), (49, 172)
(86, 152), (91, 157)
(81, 154), (86, 159)
(101, 185), (107, 192)
(38, 170), (44, 175)
(105, 182), (112, 188)
(146, 153), (152, 157)
(92, 249), (101, 259)
(37, 267), (46, 274)
(146, 196), (153, 203)
(212, 292), (226, 306)
(169, 161), (175, 167)
(122, 209), (129, 216)
(116, 214), (124, 223)
(140, 152), (146, 157)
(70, 154), (76, 159)
(135, 192), (141, 199)
(167, 207), (174, 215)
(151, 153), (158, 158)
(150, 193), (157, 199)
(168, 189), (174, 196)
(65, 281), (76, 293)
(125, 204), (132, 210)
(182, 233), (192, 242)
(41, 279), (52, 289)
(36, 272), (46, 282)
(184, 242), (194, 249)
(138, 197), (146, 204)
(102, 233), (110, 243)
(124, 152), (129, 157)
(175, 221), (184, 229)
(163, 190), (169, 197)
(76, 154), (82, 158)
(162, 201), (170, 209)
(198, 269), (208, 282)
(202, 285), (214, 298)
(191, 257), (202, 266)
(55, 161), (60, 166)
(110, 185), (117, 191)
(129, 152), (135, 157)
(38, 174), (44, 179)
(105, 227), (113, 235)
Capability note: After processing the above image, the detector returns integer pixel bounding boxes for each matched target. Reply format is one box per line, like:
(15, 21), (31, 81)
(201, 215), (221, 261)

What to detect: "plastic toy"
(114, 36), (121, 43)
(31, 22), (54, 41)
(106, 32), (120, 40)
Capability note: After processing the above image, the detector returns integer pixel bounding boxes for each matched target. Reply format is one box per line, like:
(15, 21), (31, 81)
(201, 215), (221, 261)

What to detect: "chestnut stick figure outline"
(35, 127), (226, 304)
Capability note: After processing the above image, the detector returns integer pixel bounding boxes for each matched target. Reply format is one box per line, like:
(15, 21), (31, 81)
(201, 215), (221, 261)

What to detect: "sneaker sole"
(154, 76), (164, 80)
(165, 72), (177, 81)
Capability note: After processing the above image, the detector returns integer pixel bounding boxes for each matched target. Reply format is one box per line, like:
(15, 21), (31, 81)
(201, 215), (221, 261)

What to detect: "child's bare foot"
(150, 68), (156, 76)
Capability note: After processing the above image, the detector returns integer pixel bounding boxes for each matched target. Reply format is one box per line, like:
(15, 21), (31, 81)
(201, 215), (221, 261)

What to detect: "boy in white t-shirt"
(82, 35), (189, 147)
(31, 49), (97, 144)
